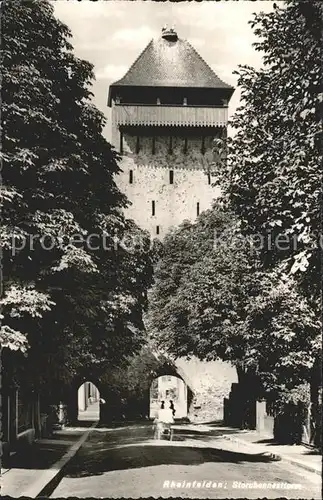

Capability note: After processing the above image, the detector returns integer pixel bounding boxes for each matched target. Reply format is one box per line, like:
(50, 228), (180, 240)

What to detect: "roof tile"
(111, 35), (233, 90)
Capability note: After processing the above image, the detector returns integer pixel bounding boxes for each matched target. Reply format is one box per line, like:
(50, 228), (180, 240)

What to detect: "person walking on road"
(153, 401), (174, 439)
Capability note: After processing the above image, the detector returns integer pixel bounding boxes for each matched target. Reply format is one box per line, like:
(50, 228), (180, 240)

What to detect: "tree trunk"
(233, 364), (259, 430)
(235, 363), (247, 384)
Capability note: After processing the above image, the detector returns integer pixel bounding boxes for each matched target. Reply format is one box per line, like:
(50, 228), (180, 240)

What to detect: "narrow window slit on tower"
(201, 136), (205, 155)
(152, 200), (155, 216)
(169, 170), (174, 184)
(136, 136), (140, 154)
(184, 137), (188, 154)
(152, 136), (156, 155)
(129, 170), (133, 184)
(197, 202), (200, 216)
(119, 130), (123, 154)
(168, 136), (173, 154)
(156, 225), (160, 235)
(207, 172), (211, 185)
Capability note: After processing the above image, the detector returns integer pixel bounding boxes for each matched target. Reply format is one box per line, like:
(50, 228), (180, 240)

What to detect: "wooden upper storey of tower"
(112, 105), (228, 128)
(108, 27), (235, 109)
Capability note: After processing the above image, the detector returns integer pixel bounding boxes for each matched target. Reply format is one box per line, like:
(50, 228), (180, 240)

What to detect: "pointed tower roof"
(108, 27), (234, 105)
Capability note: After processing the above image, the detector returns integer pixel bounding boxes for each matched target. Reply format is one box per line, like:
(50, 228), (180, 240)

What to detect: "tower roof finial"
(161, 24), (178, 42)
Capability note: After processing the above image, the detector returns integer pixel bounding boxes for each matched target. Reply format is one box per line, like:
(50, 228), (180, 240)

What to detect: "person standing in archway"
(169, 400), (176, 418)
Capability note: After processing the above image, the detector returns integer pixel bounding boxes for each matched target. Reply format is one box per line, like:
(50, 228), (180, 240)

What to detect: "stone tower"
(108, 27), (234, 238)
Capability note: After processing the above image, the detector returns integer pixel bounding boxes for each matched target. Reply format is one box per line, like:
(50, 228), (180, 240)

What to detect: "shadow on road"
(66, 445), (277, 478)
(174, 428), (222, 436)
(196, 420), (227, 427)
(97, 421), (153, 429)
(65, 427), (278, 479)
(7, 443), (69, 470)
(74, 420), (98, 428)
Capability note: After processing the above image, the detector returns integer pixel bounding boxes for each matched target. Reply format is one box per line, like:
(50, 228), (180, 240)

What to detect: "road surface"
(51, 423), (321, 499)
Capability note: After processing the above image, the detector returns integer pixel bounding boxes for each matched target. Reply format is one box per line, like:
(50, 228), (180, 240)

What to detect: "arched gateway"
(77, 381), (100, 421)
(147, 362), (194, 420)
(150, 375), (187, 419)
(64, 356), (194, 425)
(66, 375), (108, 425)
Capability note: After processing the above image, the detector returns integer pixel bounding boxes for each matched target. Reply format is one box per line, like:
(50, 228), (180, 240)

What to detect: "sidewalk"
(172, 422), (321, 475)
(0, 423), (97, 498)
(219, 427), (322, 476)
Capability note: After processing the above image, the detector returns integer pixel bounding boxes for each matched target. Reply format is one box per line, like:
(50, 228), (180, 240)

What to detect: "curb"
(222, 434), (321, 476)
(221, 434), (282, 460)
(279, 456), (322, 476)
(20, 421), (98, 498)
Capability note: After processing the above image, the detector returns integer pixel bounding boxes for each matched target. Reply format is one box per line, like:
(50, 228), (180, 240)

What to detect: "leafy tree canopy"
(147, 205), (321, 399)
(212, 0), (322, 305)
(0, 0), (154, 389)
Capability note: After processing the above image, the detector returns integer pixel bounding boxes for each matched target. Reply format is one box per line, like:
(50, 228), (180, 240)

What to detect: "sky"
(53, 0), (274, 142)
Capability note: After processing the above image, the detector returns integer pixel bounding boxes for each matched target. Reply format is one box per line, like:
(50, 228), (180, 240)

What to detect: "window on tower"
(197, 202), (200, 216)
(119, 131), (123, 154)
(201, 137), (205, 155)
(169, 170), (174, 184)
(156, 225), (160, 235)
(184, 137), (188, 154)
(129, 170), (133, 184)
(168, 136), (173, 154)
(207, 172), (211, 185)
(152, 200), (155, 216)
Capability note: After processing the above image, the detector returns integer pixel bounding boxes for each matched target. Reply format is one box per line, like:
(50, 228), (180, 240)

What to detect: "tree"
(147, 0), (322, 443)
(0, 0), (154, 394)
(147, 206), (254, 369)
(212, 0), (322, 306)
(210, 0), (321, 443)
(148, 205), (321, 404)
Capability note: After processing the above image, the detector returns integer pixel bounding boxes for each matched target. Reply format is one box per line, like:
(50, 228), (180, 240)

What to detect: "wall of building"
(111, 119), (223, 238)
(175, 358), (238, 423)
(1, 388), (45, 464)
(78, 383), (86, 412)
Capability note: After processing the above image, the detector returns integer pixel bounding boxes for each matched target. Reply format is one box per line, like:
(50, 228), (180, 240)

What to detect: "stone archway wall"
(176, 358), (238, 423)
(63, 359), (237, 425)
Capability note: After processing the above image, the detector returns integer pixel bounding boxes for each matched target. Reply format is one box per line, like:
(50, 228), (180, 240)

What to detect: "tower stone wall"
(111, 118), (223, 237)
